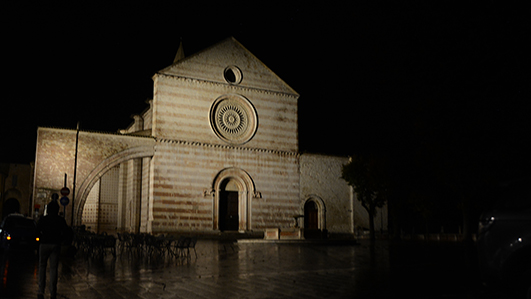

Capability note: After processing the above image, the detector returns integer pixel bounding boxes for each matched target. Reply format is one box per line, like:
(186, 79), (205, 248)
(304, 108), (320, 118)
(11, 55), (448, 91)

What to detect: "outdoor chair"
(89, 234), (116, 257)
(188, 237), (198, 258)
(102, 235), (117, 257)
(171, 237), (191, 258)
(142, 234), (156, 255)
(117, 233), (127, 253)
(152, 234), (173, 256)
(163, 235), (176, 254)
(129, 233), (145, 255)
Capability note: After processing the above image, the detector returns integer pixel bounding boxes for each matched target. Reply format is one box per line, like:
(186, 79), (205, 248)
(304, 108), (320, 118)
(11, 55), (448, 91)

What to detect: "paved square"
(0, 240), (505, 298)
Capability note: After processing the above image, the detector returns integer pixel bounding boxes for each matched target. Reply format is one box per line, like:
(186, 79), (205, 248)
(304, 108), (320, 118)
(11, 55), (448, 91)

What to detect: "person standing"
(36, 200), (71, 299)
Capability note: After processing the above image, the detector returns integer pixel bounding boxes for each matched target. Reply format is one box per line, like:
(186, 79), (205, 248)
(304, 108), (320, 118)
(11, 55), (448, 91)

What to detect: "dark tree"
(341, 154), (388, 241)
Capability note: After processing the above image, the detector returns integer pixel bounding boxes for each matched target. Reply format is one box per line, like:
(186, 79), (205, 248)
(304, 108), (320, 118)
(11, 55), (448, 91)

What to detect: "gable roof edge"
(158, 37), (299, 96)
(229, 37), (299, 96)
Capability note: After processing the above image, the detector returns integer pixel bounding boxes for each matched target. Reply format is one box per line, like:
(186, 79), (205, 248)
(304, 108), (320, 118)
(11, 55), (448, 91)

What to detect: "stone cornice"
(38, 126), (156, 140)
(154, 73), (299, 99)
(155, 138), (299, 157)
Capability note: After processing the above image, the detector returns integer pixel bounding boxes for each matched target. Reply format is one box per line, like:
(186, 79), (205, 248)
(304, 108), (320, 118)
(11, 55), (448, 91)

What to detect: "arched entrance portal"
(218, 179), (239, 231)
(3, 197), (21, 218)
(304, 200), (318, 230)
(212, 168), (256, 232)
(303, 196), (326, 239)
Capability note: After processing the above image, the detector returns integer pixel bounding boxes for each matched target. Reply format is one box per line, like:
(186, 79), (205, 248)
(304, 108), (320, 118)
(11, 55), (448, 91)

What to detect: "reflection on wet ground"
(0, 240), (513, 299)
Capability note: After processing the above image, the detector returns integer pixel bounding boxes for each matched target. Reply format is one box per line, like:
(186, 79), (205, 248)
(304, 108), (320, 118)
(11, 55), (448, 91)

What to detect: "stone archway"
(211, 168), (257, 232)
(2, 197), (21, 217)
(302, 195), (326, 238)
(3, 189), (22, 203)
(218, 179), (240, 231)
(74, 146), (154, 225)
(2, 188), (22, 217)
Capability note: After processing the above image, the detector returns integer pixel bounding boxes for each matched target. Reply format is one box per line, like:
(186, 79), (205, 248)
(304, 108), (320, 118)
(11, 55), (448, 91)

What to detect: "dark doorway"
(304, 200), (320, 238)
(219, 191), (239, 231)
(3, 198), (20, 218)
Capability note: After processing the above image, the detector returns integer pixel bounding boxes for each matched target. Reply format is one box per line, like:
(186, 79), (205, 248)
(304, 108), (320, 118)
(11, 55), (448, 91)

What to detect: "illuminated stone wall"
(1, 163), (33, 217)
(147, 37), (302, 234)
(299, 154), (387, 235)
(33, 127), (154, 224)
(32, 38), (369, 237)
(149, 140), (300, 234)
(82, 166), (120, 233)
(153, 38), (299, 153)
(81, 180), (99, 232)
(300, 154), (353, 234)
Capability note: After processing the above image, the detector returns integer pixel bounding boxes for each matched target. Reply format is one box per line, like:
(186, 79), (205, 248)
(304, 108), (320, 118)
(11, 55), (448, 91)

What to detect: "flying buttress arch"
(74, 146), (154, 225)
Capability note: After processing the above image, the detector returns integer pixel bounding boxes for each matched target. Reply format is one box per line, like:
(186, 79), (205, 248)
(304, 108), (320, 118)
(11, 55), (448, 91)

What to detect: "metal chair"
(188, 237), (198, 258)
(171, 237), (191, 258)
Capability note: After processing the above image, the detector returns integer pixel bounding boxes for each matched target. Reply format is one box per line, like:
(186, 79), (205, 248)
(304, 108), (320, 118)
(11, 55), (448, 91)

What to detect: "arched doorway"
(212, 168), (256, 232)
(304, 200), (319, 230)
(3, 198), (20, 218)
(218, 179), (239, 231)
(303, 196), (326, 239)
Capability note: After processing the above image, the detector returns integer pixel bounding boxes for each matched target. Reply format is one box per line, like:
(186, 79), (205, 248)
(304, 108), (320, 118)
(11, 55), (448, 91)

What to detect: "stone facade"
(33, 127), (155, 227)
(32, 37), (386, 236)
(82, 166), (120, 232)
(1, 163), (33, 218)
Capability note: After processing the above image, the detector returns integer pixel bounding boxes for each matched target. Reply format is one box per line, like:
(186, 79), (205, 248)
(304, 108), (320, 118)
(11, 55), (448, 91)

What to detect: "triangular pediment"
(159, 37), (298, 96)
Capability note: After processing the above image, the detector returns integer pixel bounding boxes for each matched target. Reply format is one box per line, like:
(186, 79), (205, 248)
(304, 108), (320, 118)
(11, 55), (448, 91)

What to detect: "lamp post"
(71, 122), (80, 226)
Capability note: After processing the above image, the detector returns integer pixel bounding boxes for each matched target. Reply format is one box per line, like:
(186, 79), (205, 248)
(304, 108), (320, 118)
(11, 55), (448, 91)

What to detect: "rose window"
(210, 95), (257, 145)
(218, 103), (246, 136)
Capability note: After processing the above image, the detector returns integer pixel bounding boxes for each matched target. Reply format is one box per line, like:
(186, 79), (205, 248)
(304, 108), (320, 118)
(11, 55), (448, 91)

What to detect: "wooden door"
(304, 201), (320, 238)
(219, 191), (239, 231)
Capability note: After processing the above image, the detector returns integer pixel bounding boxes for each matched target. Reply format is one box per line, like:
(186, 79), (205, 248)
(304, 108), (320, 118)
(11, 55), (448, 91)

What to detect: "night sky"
(1, 2), (530, 180)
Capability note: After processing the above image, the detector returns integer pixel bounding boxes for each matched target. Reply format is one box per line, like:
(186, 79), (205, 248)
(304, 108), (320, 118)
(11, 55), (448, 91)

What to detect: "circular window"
(223, 66), (243, 84)
(210, 95), (257, 145)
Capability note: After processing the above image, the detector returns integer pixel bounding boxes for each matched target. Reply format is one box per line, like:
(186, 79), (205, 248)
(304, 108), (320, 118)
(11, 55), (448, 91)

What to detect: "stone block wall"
(299, 153), (388, 235)
(139, 157), (151, 233)
(82, 180), (99, 231)
(124, 158), (142, 233)
(299, 154), (354, 235)
(159, 38), (297, 95)
(1, 163), (33, 217)
(32, 38), (377, 237)
(152, 74), (298, 152)
(98, 166), (119, 232)
(81, 165), (120, 233)
(149, 140), (300, 234)
(33, 127), (154, 224)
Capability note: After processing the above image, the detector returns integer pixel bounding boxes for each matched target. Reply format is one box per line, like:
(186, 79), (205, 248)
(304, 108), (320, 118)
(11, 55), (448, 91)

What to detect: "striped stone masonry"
(31, 37), (385, 237)
(149, 140), (300, 234)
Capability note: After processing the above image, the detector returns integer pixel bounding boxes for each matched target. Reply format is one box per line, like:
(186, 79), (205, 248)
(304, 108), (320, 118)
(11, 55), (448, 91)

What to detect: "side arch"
(211, 167), (256, 231)
(302, 195), (327, 231)
(2, 197), (21, 217)
(74, 146), (154, 225)
(3, 188), (22, 202)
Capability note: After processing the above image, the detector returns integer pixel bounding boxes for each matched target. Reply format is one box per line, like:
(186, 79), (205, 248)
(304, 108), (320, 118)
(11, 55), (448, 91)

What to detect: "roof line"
(154, 72), (299, 98)
(158, 36), (299, 96)
(37, 126), (155, 139)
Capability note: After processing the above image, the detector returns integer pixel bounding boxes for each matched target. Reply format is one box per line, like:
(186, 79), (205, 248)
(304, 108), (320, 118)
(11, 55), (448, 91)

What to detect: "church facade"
(32, 38), (386, 237)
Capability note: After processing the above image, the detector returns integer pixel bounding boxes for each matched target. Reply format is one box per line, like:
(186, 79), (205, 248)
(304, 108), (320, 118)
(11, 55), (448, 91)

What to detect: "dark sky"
(1, 2), (530, 172)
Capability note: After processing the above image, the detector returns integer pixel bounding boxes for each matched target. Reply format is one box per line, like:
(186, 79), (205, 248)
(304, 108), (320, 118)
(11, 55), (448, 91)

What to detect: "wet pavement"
(0, 239), (514, 299)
